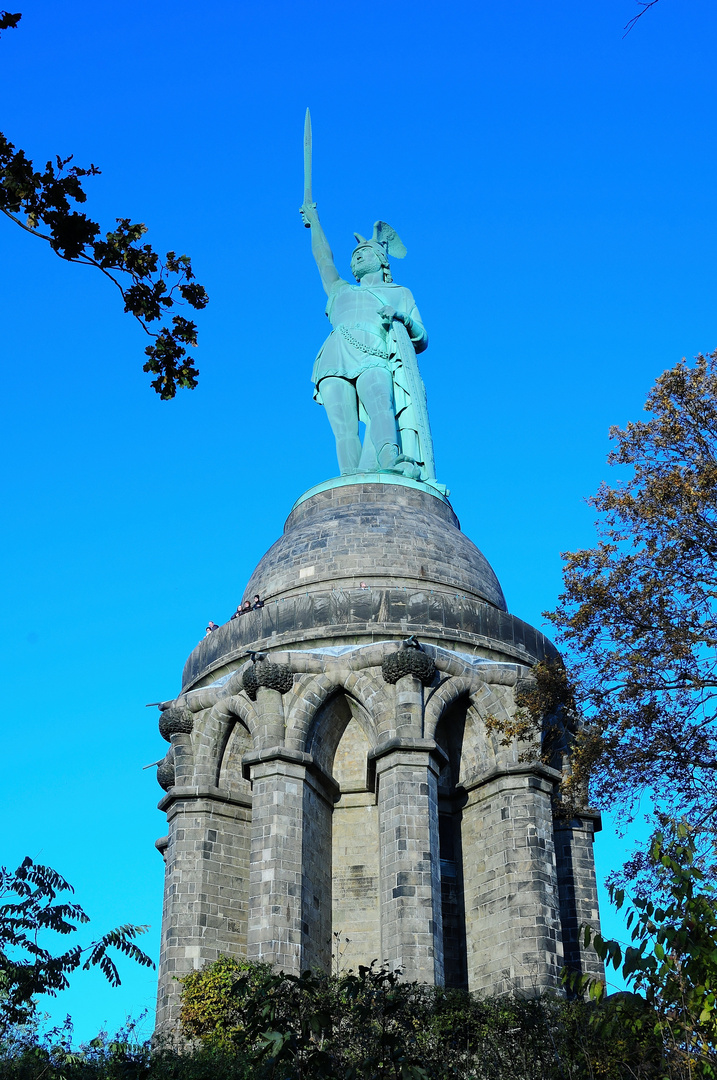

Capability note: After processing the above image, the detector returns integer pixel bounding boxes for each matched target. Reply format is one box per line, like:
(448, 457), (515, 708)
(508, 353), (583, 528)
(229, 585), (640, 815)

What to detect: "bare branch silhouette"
(623, 0), (661, 38)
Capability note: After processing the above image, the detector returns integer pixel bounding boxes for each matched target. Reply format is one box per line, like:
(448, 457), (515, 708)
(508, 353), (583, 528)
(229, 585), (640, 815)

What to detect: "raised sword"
(303, 107), (312, 226)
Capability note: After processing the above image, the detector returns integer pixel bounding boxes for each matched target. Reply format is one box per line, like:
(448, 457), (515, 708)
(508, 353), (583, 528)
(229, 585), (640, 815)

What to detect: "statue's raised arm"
(300, 202), (340, 296)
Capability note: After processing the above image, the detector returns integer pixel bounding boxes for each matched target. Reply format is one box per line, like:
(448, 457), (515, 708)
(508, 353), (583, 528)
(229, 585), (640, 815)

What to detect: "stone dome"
(243, 480), (507, 610)
(180, 478), (558, 691)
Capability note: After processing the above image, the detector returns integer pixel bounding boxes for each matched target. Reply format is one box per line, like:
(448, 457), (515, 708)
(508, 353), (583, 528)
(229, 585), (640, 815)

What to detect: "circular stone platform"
(180, 480), (557, 691)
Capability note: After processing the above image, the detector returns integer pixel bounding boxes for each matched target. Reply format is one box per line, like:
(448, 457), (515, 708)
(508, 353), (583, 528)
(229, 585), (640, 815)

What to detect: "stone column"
(155, 788), (251, 1034)
(244, 747), (337, 975)
(462, 764), (563, 996)
(394, 674), (424, 735)
(373, 739), (445, 984)
(554, 813), (604, 981)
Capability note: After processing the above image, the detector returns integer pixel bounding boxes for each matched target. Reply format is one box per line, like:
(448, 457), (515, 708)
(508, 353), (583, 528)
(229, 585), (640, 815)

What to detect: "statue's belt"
(335, 323), (390, 360)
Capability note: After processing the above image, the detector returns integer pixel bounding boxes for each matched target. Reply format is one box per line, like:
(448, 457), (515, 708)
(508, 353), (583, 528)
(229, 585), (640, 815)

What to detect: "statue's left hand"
(378, 305), (397, 322)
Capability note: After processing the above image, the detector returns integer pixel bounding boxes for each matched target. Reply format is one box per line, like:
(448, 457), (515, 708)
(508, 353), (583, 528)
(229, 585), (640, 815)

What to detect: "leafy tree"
(180, 955), (275, 1050)
(0, 954), (677, 1080)
(178, 956), (670, 1079)
(0, 12), (208, 399)
(577, 825), (717, 1077)
(545, 352), (717, 864)
(182, 959), (432, 1078)
(484, 656), (580, 802)
(0, 857), (154, 1033)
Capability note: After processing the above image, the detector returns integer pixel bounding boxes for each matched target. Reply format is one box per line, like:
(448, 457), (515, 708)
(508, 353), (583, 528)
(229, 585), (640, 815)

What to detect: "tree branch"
(0, 206), (52, 242)
(0, 207), (156, 335)
(623, 0), (662, 38)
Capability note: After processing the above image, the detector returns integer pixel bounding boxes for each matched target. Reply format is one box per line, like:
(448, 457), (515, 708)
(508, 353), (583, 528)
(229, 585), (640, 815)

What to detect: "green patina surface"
(300, 112), (444, 492)
(292, 472), (450, 511)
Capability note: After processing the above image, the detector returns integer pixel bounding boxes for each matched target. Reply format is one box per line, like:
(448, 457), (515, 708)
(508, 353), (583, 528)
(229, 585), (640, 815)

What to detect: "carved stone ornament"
(156, 755), (175, 791)
(381, 648), (436, 686)
(159, 705), (194, 742)
(242, 661), (294, 701)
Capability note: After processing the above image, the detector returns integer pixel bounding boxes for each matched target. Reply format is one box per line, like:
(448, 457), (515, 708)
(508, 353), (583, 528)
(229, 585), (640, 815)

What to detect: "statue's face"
(351, 245), (382, 280)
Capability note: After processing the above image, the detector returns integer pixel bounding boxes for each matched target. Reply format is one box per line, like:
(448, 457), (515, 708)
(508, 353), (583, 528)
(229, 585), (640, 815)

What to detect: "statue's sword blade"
(303, 108), (312, 222)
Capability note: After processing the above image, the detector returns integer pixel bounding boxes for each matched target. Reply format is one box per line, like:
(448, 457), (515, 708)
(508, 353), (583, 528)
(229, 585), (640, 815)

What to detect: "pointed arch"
(424, 676), (513, 740)
(191, 694), (258, 786)
(216, 717), (253, 794)
(284, 669), (389, 755)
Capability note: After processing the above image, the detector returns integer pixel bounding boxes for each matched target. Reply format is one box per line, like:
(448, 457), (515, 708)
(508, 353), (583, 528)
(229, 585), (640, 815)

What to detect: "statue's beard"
(353, 262), (384, 281)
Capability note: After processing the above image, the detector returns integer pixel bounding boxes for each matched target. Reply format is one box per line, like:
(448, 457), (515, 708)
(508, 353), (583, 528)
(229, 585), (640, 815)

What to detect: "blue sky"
(1, 0), (715, 1042)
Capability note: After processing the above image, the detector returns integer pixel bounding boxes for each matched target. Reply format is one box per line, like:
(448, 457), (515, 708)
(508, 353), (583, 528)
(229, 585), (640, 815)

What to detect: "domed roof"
(180, 479), (561, 690)
(243, 480), (507, 611)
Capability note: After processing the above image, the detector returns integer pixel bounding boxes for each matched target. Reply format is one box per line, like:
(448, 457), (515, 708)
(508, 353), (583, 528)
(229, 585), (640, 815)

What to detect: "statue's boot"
(394, 455), (422, 480)
(376, 442), (400, 471)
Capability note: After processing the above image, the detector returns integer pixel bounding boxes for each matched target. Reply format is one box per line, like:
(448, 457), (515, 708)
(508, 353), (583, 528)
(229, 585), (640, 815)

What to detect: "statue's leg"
(358, 420), (377, 472)
(317, 376), (362, 475)
(356, 367), (399, 470)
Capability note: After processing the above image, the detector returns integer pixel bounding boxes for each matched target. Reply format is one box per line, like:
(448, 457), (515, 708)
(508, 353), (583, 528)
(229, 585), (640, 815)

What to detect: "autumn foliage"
(546, 353), (717, 859)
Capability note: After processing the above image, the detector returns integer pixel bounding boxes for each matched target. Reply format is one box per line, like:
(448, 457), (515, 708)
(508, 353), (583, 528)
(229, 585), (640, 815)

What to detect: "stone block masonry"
(462, 768), (564, 995)
(152, 482), (603, 1035)
(155, 791), (251, 1031)
(375, 746), (444, 984)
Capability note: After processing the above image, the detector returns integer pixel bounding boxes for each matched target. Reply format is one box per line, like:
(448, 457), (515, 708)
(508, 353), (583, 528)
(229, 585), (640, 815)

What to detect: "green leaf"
(0, 135), (207, 396)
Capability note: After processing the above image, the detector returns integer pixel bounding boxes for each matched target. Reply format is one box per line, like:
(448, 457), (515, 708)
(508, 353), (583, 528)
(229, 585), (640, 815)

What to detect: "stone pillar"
(252, 685), (286, 750)
(394, 674), (424, 735)
(462, 764), (563, 996)
(554, 813), (604, 981)
(244, 747), (337, 974)
(373, 739), (445, 984)
(155, 788), (251, 1034)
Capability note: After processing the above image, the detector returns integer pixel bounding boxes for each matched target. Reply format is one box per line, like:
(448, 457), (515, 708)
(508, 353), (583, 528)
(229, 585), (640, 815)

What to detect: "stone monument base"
(152, 479), (602, 1033)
